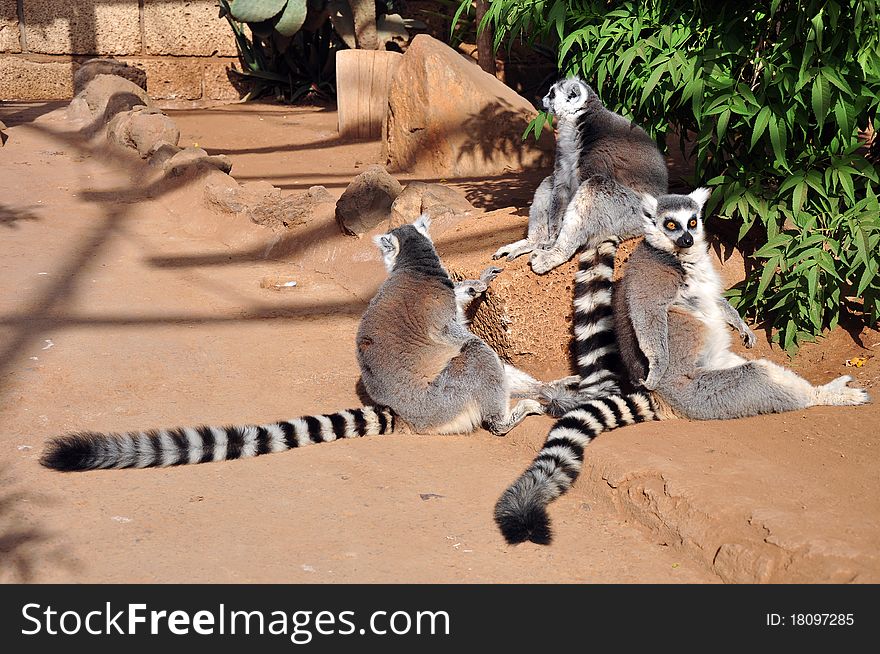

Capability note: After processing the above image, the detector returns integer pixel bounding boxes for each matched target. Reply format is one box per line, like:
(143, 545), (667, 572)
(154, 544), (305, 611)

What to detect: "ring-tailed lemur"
(492, 76), (668, 275)
(495, 189), (870, 544)
(41, 216), (564, 472)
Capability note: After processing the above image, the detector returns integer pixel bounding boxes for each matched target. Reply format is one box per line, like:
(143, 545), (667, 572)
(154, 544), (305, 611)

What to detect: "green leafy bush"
(463, 0), (880, 352)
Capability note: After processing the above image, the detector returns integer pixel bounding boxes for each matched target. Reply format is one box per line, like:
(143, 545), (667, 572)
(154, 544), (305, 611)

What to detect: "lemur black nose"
(677, 233), (693, 248)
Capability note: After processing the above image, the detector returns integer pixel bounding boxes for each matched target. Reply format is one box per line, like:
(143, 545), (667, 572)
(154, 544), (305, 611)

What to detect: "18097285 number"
(766, 613), (855, 626)
(792, 614), (854, 626)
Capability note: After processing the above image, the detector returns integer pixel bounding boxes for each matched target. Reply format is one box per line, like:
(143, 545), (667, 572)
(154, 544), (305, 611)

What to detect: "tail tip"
(495, 503), (553, 545)
(39, 434), (96, 472)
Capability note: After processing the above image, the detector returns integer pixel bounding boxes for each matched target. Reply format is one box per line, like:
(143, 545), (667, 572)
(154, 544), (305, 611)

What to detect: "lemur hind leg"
(493, 175), (555, 261)
(427, 340), (543, 436)
(669, 360), (869, 421)
(529, 176), (644, 274)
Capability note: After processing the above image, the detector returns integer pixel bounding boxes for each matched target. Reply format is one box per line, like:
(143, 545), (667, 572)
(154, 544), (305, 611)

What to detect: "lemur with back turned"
(42, 216), (565, 472)
(494, 189), (870, 545)
(492, 76), (668, 274)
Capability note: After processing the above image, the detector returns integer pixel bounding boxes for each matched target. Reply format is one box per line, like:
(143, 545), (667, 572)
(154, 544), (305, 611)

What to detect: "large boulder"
(383, 34), (554, 177)
(335, 165), (402, 235)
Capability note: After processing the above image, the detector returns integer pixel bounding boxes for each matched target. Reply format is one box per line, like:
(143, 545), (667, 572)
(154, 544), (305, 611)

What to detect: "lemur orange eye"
(688, 218), (697, 228)
(665, 221), (677, 230)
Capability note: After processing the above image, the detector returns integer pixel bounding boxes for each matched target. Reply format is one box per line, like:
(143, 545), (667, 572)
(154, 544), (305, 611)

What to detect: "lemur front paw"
(740, 327), (757, 348)
(492, 240), (532, 261)
(479, 266), (503, 285)
(529, 248), (565, 275)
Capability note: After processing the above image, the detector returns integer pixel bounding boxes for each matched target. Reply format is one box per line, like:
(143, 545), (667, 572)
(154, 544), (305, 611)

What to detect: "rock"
(335, 165), (402, 235)
(389, 182), (475, 227)
(167, 147), (232, 176)
(128, 110), (180, 157)
(383, 34), (554, 177)
(204, 179), (335, 231)
(105, 107), (179, 158)
(147, 141), (182, 169)
(66, 96), (93, 126)
(0, 119), (7, 147)
(74, 58), (147, 95)
(78, 73), (152, 125)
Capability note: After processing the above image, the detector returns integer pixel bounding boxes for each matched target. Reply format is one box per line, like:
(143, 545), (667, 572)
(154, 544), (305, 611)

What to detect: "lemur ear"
(413, 214), (432, 238)
(641, 193), (658, 217)
(372, 233), (399, 256)
(373, 233), (400, 272)
(688, 187), (711, 210)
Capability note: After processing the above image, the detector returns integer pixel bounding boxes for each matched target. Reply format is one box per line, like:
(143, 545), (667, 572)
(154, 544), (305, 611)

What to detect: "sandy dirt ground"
(0, 101), (877, 583)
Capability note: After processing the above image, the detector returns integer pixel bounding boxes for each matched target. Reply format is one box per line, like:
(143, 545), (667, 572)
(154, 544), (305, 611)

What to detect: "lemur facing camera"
(494, 189), (870, 545)
(41, 216), (567, 472)
(493, 76), (668, 274)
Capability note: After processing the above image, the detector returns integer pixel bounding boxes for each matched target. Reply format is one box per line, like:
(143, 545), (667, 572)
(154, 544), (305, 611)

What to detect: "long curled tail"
(41, 406), (396, 472)
(543, 237), (624, 417)
(495, 392), (657, 545)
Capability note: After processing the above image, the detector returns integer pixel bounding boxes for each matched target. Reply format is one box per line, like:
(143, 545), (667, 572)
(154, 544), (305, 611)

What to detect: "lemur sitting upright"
(493, 76), (668, 274)
(42, 216), (565, 472)
(494, 189), (870, 545)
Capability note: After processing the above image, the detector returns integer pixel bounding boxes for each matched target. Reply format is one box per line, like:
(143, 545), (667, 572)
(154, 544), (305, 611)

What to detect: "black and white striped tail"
(543, 238), (624, 417)
(40, 406), (396, 472)
(495, 392), (657, 545)
(573, 238), (623, 393)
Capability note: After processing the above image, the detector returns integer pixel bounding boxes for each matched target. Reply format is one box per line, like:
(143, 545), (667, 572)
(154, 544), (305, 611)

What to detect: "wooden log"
(336, 49), (403, 141)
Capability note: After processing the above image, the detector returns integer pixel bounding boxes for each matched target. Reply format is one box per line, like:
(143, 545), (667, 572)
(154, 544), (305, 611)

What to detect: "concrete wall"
(0, 0), (244, 104)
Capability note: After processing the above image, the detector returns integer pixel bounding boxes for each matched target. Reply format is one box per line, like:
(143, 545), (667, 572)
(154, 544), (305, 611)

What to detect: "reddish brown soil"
(0, 101), (877, 583)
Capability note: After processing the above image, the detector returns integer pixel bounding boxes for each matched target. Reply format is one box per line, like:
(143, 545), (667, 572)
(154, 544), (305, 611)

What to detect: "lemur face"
(542, 78), (591, 117)
(642, 188), (711, 254)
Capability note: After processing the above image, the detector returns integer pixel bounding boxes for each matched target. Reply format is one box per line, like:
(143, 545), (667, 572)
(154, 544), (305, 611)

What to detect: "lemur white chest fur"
(674, 250), (738, 369)
(553, 114), (582, 202)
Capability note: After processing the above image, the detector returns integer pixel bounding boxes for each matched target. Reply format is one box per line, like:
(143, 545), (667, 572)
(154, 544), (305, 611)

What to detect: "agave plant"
(229, 0), (309, 37)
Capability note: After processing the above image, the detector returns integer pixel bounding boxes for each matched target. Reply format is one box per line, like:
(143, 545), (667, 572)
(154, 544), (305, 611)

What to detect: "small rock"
(74, 58), (147, 95)
(389, 181), (475, 227)
(335, 165), (403, 236)
(204, 178), (333, 231)
(167, 147), (232, 176)
(147, 140), (182, 169)
(419, 493), (445, 501)
(78, 73), (152, 126)
(0, 119), (7, 147)
(128, 110), (180, 158)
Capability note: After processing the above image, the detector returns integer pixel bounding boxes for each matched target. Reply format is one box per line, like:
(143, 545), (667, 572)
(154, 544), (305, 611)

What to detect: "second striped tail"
(494, 392), (658, 545)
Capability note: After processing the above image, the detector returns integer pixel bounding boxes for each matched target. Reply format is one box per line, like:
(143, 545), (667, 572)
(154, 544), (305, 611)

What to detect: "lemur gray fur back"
(493, 76), (668, 274)
(494, 188), (869, 545)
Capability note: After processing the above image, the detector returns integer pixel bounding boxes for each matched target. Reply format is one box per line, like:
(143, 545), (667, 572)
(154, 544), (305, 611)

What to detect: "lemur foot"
(529, 247), (567, 274)
(816, 375), (870, 406)
(740, 326), (757, 348)
(493, 239), (534, 261)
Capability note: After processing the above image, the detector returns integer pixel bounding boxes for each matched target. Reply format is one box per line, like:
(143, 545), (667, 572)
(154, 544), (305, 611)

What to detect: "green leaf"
(750, 106), (772, 150)
(811, 73), (831, 125)
(640, 62), (667, 105)
(757, 256), (779, 296)
(769, 114), (787, 165)
(717, 108), (731, 141)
